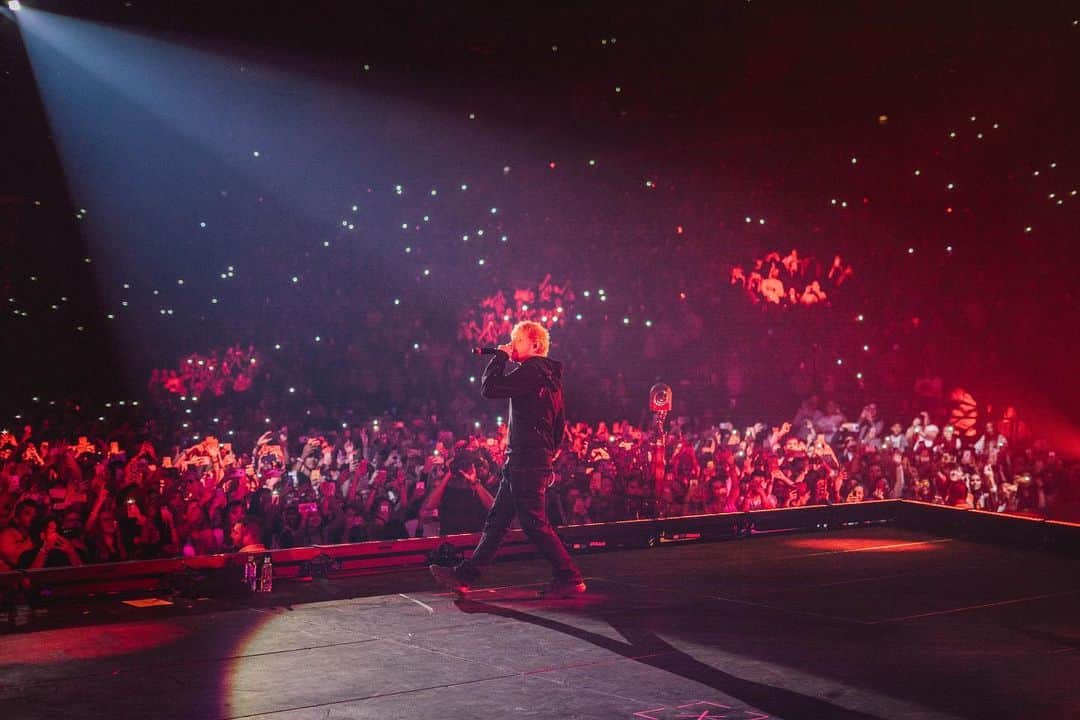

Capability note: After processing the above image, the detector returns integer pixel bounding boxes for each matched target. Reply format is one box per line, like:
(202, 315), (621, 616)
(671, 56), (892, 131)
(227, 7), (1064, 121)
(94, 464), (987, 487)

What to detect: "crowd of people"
(2, 398), (1075, 572)
(729, 250), (853, 307)
(148, 344), (260, 400)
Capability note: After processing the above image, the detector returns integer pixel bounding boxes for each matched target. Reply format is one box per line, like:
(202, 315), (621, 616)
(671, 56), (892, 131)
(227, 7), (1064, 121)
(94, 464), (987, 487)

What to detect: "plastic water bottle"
(10, 603), (31, 628)
(244, 553), (258, 592)
(258, 554), (273, 593)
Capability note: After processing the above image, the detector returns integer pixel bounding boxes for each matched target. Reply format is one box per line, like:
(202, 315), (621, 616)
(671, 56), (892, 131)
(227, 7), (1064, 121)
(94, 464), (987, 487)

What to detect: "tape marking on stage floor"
(869, 588), (1080, 624)
(398, 593), (435, 614)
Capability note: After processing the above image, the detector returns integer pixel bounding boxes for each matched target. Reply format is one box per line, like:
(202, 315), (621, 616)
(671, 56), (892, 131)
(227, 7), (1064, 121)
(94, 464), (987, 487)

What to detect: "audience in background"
(1, 398), (1075, 572)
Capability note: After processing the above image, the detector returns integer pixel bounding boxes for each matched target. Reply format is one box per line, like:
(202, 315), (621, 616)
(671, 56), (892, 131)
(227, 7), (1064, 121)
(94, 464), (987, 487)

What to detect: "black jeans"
(457, 465), (582, 583)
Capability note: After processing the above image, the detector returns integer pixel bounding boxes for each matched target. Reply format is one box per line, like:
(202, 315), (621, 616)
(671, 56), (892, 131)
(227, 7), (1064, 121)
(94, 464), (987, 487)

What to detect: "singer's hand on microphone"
(497, 343), (513, 356)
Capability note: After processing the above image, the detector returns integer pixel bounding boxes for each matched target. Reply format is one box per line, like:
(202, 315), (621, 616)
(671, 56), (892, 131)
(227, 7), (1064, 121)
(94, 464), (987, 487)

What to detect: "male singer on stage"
(430, 321), (586, 598)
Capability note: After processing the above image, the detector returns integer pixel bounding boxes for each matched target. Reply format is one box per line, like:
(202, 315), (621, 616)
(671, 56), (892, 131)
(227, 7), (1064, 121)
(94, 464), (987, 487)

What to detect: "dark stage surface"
(2, 525), (1078, 720)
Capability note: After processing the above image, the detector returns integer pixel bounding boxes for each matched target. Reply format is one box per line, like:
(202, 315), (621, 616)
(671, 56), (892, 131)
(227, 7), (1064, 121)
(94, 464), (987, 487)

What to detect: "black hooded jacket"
(481, 352), (565, 468)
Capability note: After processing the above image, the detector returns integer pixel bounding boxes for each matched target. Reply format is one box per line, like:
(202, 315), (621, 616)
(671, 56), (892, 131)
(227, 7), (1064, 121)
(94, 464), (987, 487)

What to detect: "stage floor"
(2, 525), (1078, 720)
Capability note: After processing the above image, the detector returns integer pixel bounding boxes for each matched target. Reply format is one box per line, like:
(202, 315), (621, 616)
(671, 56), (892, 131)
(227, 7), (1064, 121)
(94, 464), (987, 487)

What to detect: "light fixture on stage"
(7, 1), (21, 11)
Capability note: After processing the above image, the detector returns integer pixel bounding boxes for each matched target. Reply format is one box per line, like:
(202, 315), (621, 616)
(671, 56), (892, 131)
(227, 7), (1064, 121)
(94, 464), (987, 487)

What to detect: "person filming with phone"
(420, 452), (494, 535)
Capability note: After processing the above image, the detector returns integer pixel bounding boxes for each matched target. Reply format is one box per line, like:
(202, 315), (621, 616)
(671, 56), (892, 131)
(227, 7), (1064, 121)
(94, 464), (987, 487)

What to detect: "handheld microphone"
(472, 347), (501, 355)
